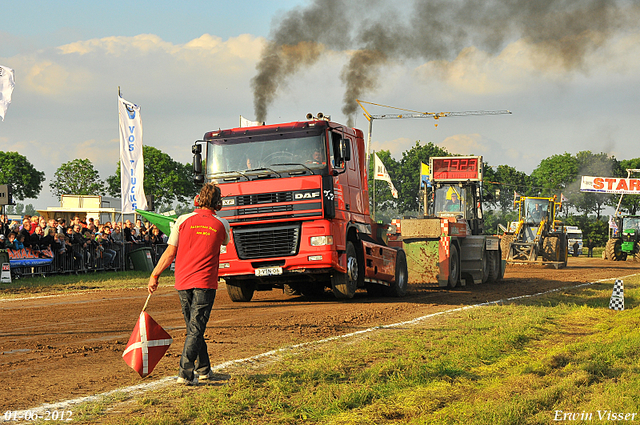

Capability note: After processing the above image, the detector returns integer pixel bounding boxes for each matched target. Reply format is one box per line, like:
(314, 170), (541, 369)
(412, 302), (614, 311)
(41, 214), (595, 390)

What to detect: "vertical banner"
(0, 65), (15, 121)
(373, 153), (398, 198)
(420, 162), (430, 189)
(118, 96), (147, 213)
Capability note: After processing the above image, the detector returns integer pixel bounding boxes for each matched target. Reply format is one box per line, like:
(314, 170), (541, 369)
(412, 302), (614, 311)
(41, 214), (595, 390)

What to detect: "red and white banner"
(118, 96), (147, 213)
(374, 153), (398, 198)
(581, 176), (640, 195)
(122, 311), (172, 377)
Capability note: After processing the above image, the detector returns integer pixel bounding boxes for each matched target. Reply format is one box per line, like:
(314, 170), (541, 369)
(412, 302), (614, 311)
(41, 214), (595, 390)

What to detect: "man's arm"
(147, 244), (178, 294)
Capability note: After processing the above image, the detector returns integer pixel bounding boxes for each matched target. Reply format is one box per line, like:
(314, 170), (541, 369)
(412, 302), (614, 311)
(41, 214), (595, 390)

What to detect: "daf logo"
(295, 191), (320, 200)
(222, 198), (235, 206)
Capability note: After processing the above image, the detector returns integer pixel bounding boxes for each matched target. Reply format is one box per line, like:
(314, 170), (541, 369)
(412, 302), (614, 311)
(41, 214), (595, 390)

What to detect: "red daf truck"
(191, 114), (408, 301)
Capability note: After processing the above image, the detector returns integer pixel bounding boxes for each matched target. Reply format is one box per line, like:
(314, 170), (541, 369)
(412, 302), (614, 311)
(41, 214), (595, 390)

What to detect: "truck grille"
(233, 224), (300, 259)
(237, 205), (293, 215)
(237, 192), (293, 206)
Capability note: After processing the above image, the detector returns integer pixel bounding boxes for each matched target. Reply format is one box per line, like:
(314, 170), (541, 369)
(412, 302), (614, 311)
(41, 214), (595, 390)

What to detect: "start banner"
(581, 176), (640, 195)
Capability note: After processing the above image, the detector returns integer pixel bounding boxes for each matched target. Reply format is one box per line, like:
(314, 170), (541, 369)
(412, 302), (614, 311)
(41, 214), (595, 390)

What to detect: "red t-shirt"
(167, 208), (230, 290)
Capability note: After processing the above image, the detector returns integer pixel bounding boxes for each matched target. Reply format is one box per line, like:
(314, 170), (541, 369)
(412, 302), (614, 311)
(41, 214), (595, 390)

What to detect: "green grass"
(0, 270), (173, 298)
(66, 275), (640, 424)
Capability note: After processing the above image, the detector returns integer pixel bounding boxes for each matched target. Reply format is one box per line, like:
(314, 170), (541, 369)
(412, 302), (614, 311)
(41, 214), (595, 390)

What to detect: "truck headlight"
(220, 245), (227, 254)
(219, 263), (230, 268)
(310, 236), (333, 246)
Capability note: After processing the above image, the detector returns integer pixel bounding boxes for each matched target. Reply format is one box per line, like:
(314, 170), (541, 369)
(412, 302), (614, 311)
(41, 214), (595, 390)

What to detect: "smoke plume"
(252, 0), (639, 124)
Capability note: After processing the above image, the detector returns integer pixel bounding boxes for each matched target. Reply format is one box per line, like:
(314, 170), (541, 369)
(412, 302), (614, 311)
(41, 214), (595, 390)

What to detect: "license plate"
(255, 267), (283, 277)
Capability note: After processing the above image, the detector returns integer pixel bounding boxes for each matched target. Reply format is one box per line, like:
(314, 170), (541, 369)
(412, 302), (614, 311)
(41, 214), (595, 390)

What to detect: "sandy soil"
(1, 257), (638, 412)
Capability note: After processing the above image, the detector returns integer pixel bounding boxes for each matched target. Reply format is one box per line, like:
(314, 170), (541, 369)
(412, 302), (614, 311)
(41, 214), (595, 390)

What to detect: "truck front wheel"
(332, 241), (358, 299)
(225, 279), (256, 302)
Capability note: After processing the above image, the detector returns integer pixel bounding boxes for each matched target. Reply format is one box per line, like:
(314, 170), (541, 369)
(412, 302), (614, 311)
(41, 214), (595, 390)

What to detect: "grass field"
(43, 274), (638, 425)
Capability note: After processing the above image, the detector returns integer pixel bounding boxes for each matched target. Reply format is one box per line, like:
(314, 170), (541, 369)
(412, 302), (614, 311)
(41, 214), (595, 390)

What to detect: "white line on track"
(3, 273), (637, 423)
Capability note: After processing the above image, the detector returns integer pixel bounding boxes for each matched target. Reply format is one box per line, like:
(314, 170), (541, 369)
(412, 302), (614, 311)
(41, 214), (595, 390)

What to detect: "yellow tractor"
(501, 195), (568, 268)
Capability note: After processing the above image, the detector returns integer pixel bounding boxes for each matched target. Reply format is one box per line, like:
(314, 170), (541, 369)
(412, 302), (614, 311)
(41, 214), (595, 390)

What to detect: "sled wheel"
(448, 244), (460, 288)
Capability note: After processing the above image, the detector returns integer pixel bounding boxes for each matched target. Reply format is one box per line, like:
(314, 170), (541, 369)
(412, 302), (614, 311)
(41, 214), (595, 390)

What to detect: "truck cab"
(192, 115), (407, 301)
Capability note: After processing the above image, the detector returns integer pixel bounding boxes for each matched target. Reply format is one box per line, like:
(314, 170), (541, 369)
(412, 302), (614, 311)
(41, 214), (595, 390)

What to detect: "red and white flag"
(122, 311), (172, 377)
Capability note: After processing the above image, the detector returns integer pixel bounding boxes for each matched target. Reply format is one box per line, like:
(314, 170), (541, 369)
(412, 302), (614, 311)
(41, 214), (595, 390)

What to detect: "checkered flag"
(609, 279), (624, 311)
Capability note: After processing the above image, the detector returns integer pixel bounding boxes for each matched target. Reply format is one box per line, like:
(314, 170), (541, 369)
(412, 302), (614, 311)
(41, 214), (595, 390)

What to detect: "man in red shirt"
(148, 183), (230, 385)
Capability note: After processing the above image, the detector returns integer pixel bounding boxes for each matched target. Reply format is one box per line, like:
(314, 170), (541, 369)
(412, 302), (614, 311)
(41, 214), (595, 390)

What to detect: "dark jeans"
(588, 248), (593, 257)
(177, 288), (216, 380)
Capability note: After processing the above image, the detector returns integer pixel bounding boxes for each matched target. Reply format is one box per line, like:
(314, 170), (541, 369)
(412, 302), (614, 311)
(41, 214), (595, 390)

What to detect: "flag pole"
(142, 293), (152, 312)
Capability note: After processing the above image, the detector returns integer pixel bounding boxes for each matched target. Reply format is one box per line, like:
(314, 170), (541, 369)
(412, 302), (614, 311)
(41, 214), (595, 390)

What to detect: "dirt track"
(1, 257), (638, 412)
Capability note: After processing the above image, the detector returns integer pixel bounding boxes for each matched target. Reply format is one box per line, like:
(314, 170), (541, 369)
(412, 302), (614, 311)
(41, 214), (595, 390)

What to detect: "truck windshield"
(623, 217), (640, 231)
(434, 185), (464, 216)
(524, 199), (548, 224)
(206, 133), (327, 177)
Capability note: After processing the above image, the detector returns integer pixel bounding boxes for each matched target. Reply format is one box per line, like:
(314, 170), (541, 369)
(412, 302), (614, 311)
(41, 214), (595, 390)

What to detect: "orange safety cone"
(122, 294), (173, 377)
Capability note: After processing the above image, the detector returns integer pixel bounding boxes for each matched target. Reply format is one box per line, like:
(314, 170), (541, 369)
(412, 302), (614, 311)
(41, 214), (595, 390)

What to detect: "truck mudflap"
(361, 240), (397, 284)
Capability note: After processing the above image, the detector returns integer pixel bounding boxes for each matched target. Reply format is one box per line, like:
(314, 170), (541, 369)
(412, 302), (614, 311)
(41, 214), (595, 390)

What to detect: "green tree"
(568, 151), (619, 219)
(0, 151), (45, 200)
(617, 158), (640, 215)
(368, 150), (400, 220)
(531, 153), (578, 199)
(107, 146), (197, 210)
(50, 159), (106, 200)
(396, 141), (449, 213)
(486, 164), (535, 213)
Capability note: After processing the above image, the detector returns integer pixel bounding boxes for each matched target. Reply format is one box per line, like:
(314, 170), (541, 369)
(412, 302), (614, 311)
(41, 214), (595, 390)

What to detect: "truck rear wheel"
(332, 241), (358, 299)
(383, 250), (408, 297)
(448, 244), (460, 288)
(225, 279), (255, 302)
(283, 283), (301, 296)
(487, 250), (502, 282)
(482, 252), (490, 284)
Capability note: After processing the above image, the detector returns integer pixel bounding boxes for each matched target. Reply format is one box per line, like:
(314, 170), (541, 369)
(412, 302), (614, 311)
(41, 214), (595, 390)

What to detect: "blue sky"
(1, 0), (640, 210)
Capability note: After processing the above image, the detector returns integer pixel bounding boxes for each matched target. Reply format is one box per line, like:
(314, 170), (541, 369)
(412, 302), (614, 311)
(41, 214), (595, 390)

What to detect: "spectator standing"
(56, 218), (66, 234)
(14, 233), (26, 250)
(1, 214), (10, 237)
(587, 238), (595, 258)
(6, 233), (18, 250)
(40, 228), (57, 250)
(147, 183), (230, 386)
(0, 234), (5, 249)
(20, 220), (32, 248)
(30, 226), (44, 249)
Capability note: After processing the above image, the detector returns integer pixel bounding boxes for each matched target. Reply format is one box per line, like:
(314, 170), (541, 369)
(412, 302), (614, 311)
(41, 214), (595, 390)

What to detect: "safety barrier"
(2, 243), (169, 280)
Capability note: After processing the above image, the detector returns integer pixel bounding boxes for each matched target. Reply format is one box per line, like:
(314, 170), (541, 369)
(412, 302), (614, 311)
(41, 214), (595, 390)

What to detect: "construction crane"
(356, 99), (512, 169)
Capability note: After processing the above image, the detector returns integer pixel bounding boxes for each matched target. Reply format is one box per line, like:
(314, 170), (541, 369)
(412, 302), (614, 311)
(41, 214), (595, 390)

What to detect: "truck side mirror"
(192, 142), (203, 182)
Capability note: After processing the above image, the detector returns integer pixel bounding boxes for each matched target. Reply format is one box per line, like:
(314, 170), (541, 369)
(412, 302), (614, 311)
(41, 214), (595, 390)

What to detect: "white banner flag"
(118, 96), (147, 213)
(239, 115), (264, 127)
(374, 153), (398, 198)
(0, 65), (15, 121)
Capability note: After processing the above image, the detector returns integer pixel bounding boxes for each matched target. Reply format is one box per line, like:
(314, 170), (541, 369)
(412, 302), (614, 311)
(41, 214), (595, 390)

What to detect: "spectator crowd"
(0, 214), (169, 277)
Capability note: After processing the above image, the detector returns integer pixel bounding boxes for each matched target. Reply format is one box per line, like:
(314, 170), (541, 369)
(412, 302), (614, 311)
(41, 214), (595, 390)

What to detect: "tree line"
(0, 146), (197, 214)
(3, 142), (639, 245)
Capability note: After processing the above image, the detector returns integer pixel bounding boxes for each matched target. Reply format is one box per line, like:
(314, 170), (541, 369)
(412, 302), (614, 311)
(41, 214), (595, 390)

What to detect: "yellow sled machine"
(501, 196), (568, 268)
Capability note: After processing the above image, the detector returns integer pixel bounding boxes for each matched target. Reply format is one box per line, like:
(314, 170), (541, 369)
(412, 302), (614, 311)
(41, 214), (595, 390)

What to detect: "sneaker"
(176, 375), (198, 386)
(198, 370), (215, 381)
